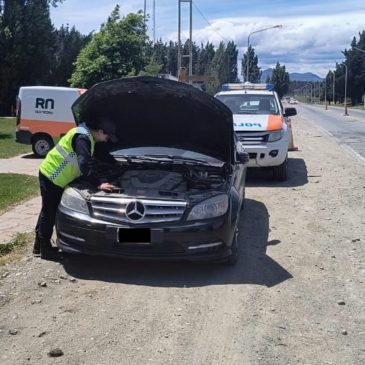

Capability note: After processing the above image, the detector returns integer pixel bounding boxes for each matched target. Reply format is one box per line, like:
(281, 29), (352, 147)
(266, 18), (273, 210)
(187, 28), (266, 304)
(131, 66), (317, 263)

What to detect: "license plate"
(118, 228), (151, 245)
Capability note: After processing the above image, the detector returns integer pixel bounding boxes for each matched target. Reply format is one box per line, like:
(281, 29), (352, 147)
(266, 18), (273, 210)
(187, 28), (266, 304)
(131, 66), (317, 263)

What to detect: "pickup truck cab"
(215, 83), (297, 181)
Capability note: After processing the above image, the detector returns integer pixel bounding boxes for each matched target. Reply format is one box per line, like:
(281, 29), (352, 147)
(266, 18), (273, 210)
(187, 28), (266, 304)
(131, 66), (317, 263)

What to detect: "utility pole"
(178, 0), (193, 79)
(332, 70), (335, 105)
(144, 0), (146, 29)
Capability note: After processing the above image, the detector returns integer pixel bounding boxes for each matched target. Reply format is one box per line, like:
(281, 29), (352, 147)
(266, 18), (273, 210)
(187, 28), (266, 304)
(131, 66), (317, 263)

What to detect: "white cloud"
(168, 12), (364, 77)
(51, 1), (365, 77)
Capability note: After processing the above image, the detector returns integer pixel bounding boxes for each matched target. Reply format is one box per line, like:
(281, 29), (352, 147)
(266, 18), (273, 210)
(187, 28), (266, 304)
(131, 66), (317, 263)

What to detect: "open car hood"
(72, 76), (234, 164)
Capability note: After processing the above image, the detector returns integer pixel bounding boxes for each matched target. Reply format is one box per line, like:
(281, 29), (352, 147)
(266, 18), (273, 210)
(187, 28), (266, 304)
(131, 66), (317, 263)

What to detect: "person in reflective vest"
(34, 120), (118, 260)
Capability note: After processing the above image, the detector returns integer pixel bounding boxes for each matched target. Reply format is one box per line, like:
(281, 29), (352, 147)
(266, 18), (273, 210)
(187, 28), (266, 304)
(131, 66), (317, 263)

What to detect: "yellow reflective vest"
(40, 123), (95, 188)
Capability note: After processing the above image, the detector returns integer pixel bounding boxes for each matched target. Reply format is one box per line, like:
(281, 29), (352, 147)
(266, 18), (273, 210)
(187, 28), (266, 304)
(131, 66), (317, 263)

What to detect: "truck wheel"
(272, 156), (288, 181)
(32, 135), (54, 157)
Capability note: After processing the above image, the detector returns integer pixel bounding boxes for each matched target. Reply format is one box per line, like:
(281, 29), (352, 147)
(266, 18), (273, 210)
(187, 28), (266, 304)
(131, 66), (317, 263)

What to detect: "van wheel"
(32, 135), (54, 157)
(272, 156), (288, 181)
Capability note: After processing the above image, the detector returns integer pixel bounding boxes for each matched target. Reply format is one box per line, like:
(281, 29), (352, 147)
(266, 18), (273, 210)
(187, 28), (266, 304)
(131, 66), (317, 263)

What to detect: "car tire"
(241, 189), (246, 211)
(220, 229), (239, 266)
(32, 135), (54, 157)
(272, 156), (288, 181)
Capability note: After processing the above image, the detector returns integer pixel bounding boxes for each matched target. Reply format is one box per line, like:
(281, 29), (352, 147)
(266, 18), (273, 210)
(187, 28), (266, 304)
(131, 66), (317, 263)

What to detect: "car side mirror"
(236, 151), (249, 164)
(284, 107), (297, 117)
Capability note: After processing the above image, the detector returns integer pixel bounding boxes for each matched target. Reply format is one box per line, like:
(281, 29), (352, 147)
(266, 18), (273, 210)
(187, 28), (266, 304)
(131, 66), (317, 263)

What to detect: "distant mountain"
(260, 68), (323, 82)
(289, 72), (323, 82)
(261, 68), (273, 82)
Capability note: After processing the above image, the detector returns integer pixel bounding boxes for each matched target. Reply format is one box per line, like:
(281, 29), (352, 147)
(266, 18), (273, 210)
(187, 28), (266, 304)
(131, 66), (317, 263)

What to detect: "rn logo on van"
(35, 98), (55, 110)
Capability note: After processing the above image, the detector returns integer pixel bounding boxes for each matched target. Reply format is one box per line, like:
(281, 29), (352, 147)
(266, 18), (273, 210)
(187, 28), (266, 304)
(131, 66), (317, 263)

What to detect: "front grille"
(90, 196), (186, 224)
(236, 131), (269, 145)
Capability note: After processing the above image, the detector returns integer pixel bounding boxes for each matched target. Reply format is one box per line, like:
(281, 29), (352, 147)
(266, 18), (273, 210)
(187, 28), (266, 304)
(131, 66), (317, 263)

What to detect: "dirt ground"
(0, 114), (364, 365)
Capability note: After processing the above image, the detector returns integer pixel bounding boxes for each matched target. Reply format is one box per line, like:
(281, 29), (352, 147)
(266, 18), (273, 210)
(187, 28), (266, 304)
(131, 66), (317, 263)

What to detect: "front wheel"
(272, 156), (288, 181)
(220, 230), (238, 265)
(32, 135), (54, 157)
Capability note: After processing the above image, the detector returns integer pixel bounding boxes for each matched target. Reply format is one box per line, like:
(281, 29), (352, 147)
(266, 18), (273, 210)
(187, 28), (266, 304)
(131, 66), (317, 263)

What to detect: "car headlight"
(187, 194), (228, 221)
(268, 129), (284, 142)
(60, 188), (89, 214)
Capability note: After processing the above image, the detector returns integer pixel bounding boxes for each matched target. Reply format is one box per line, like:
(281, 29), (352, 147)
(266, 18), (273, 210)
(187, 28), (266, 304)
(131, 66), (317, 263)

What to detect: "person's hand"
(98, 182), (117, 192)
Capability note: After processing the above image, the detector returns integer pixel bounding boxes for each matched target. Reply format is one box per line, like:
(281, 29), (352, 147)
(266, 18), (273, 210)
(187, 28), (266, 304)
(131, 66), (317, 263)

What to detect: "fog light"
(269, 150), (279, 157)
(188, 242), (223, 250)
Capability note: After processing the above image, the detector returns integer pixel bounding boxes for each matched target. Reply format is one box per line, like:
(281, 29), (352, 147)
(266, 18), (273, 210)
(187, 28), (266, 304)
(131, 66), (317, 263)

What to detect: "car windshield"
(111, 147), (225, 166)
(216, 94), (279, 115)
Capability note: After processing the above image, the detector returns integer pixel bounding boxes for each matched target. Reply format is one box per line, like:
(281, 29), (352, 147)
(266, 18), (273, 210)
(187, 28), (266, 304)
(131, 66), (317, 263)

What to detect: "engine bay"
(75, 161), (229, 201)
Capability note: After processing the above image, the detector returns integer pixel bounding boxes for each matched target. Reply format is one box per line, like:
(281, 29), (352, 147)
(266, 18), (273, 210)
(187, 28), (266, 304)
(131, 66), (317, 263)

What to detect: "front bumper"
(56, 206), (235, 262)
(241, 137), (289, 168)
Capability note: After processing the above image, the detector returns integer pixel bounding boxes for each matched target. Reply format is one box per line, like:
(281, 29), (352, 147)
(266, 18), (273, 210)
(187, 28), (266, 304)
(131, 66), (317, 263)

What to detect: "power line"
(192, 1), (229, 44)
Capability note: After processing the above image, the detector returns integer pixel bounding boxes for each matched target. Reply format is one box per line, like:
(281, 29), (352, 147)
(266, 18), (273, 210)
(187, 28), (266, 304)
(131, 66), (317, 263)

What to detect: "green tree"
(70, 6), (147, 88)
(196, 42), (215, 76)
(150, 39), (167, 73)
(269, 62), (289, 98)
(241, 45), (261, 82)
(49, 24), (91, 85)
(0, 0), (59, 115)
(206, 41), (226, 94)
(225, 41), (238, 83)
(139, 57), (162, 76)
(345, 32), (365, 104)
(165, 41), (178, 76)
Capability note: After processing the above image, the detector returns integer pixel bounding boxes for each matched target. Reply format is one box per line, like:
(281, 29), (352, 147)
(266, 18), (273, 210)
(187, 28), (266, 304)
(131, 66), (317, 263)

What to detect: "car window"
(217, 94), (279, 115)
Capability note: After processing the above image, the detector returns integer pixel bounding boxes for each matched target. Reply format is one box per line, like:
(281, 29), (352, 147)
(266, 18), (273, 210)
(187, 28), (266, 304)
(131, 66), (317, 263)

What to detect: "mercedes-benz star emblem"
(125, 201), (145, 221)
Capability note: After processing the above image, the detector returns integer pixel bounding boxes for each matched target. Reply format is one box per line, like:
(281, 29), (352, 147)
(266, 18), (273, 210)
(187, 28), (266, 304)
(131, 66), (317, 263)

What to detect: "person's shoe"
(40, 240), (62, 261)
(33, 235), (41, 256)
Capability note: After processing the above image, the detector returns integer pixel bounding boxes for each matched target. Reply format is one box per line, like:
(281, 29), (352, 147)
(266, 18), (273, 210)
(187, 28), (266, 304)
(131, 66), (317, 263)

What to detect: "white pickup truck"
(215, 83), (297, 181)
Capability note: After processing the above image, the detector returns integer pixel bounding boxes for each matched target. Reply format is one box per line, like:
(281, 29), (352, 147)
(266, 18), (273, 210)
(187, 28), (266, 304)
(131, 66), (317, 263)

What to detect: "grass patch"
(0, 232), (33, 268)
(0, 117), (32, 158)
(0, 173), (39, 214)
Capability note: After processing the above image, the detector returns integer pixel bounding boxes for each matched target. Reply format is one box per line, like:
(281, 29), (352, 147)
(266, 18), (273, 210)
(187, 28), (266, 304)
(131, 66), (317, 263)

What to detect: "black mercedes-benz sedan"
(56, 76), (248, 264)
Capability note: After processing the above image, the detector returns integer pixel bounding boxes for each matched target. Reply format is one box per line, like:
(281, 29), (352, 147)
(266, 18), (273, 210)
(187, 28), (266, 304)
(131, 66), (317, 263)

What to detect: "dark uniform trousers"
(35, 171), (64, 241)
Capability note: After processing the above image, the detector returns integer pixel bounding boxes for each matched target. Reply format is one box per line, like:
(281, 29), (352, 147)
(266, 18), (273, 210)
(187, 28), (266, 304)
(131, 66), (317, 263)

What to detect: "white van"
(16, 86), (85, 157)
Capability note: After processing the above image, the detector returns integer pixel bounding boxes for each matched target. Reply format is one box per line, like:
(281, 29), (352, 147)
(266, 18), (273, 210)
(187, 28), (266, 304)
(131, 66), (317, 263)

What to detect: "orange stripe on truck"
(18, 119), (75, 137)
(267, 115), (283, 131)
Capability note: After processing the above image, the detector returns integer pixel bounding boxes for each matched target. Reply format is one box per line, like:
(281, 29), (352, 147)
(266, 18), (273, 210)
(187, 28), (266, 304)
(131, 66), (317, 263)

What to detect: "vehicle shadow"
(62, 198), (292, 288)
(245, 157), (308, 188)
(21, 153), (42, 159)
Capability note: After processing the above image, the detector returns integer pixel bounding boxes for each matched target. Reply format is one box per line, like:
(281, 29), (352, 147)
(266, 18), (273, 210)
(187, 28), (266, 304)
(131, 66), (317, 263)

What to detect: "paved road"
(294, 103), (365, 162)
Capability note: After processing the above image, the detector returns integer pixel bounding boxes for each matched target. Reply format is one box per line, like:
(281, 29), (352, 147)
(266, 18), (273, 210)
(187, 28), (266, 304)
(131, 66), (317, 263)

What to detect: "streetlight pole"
(246, 24), (282, 82)
(324, 78), (327, 110)
(344, 63), (348, 116)
(353, 46), (365, 54)
(332, 70), (336, 105)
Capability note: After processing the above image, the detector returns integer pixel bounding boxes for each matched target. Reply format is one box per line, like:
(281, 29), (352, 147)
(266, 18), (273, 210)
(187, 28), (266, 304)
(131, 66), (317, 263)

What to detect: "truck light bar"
(221, 82), (274, 91)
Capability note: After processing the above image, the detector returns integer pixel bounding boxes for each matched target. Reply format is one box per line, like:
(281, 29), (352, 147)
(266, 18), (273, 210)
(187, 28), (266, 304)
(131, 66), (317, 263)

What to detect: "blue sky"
(51, 0), (365, 78)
